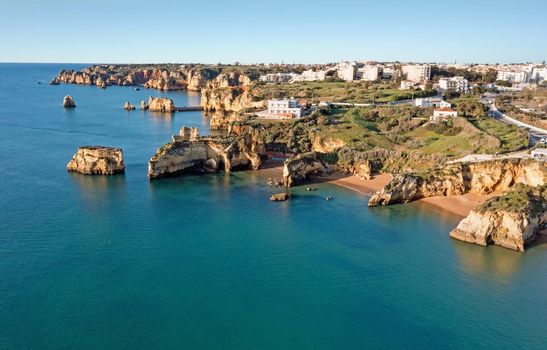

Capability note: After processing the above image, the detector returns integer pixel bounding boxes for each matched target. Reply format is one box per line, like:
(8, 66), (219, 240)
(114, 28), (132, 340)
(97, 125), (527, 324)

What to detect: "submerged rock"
(63, 95), (76, 108)
(270, 192), (289, 201)
(67, 146), (125, 175)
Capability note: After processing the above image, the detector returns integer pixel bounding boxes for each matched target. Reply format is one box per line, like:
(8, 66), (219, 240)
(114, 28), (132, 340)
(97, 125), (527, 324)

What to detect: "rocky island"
(67, 146), (125, 175)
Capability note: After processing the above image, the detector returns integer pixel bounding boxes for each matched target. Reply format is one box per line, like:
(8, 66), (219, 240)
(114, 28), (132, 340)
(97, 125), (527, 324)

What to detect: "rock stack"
(67, 146), (125, 175)
(63, 95), (76, 108)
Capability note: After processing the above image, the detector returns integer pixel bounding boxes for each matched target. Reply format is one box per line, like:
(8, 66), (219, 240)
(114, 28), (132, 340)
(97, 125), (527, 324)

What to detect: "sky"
(1, 0), (546, 64)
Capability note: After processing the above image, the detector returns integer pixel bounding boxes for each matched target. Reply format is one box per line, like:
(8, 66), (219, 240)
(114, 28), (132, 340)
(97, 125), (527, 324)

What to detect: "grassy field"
(308, 100), (528, 158)
(250, 81), (436, 104)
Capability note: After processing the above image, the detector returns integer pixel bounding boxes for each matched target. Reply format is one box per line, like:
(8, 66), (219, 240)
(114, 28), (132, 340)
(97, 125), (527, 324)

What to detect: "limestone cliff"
(147, 96), (175, 112)
(200, 72), (264, 113)
(368, 159), (546, 206)
(283, 152), (326, 187)
(148, 128), (264, 179)
(67, 146), (125, 175)
(53, 65), (221, 91)
(450, 185), (546, 252)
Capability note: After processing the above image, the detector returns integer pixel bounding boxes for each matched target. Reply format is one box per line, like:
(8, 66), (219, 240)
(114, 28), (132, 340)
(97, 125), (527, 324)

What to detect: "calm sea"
(0, 63), (546, 349)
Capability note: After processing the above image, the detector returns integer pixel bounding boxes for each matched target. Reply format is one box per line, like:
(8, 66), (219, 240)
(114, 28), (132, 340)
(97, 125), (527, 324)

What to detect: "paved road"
(487, 101), (547, 145)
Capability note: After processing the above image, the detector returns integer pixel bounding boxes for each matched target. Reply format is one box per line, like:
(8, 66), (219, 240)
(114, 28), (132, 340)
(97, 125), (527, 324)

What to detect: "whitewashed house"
(430, 107), (458, 122)
(266, 98), (303, 118)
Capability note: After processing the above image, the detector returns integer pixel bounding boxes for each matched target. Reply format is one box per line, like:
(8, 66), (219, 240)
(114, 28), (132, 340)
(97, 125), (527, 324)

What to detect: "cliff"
(450, 185), (546, 252)
(52, 65), (221, 91)
(283, 152), (326, 187)
(200, 72), (264, 113)
(148, 126), (265, 179)
(67, 146), (125, 175)
(368, 158), (546, 206)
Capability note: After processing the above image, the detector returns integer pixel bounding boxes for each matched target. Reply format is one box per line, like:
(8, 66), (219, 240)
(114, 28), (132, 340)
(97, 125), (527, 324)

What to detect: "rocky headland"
(450, 185), (546, 252)
(67, 146), (125, 175)
(148, 125), (265, 179)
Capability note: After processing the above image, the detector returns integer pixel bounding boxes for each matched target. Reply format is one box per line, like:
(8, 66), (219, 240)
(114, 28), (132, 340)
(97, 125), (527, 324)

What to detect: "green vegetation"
(478, 184), (546, 214)
(250, 81), (436, 104)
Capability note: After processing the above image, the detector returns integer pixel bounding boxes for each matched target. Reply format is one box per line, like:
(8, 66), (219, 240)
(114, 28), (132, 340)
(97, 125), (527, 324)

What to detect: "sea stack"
(140, 100), (148, 110)
(124, 101), (136, 110)
(147, 96), (176, 112)
(67, 146), (125, 175)
(63, 95), (76, 108)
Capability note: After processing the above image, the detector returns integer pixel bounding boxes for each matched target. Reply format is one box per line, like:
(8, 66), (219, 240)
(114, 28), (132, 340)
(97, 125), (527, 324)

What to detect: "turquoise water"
(1, 64), (547, 349)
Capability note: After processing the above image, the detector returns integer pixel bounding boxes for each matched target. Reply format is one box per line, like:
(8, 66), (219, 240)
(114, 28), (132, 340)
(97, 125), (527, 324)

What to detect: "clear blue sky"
(1, 0), (546, 64)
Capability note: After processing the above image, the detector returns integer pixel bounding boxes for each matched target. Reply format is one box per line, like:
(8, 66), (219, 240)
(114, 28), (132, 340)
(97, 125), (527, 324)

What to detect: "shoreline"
(256, 164), (491, 218)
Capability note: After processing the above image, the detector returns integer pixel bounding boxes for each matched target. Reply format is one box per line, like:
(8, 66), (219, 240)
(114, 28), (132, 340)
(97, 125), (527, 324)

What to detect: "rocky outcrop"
(450, 185), (546, 252)
(124, 101), (136, 110)
(140, 100), (148, 110)
(283, 152), (326, 187)
(147, 96), (175, 112)
(173, 126), (200, 142)
(270, 193), (289, 201)
(63, 95), (76, 108)
(148, 129), (264, 179)
(50, 77), (60, 85)
(369, 159), (546, 206)
(200, 72), (263, 112)
(67, 146), (125, 175)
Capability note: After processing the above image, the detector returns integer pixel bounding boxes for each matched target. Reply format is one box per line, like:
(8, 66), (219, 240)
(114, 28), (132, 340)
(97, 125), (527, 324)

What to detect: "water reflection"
(451, 238), (525, 280)
(69, 172), (126, 194)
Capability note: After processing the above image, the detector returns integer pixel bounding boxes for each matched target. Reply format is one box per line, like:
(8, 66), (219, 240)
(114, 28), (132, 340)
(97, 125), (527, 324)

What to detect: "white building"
(337, 62), (356, 81)
(267, 99), (303, 118)
(259, 73), (300, 83)
(301, 69), (326, 81)
(496, 71), (530, 84)
(530, 67), (547, 83)
(359, 65), (382, 81)
(402, 64), (431, 82)
(415, 97), (451, 108)
(431, 107), (458, 122)
(439, 76), (469, 93)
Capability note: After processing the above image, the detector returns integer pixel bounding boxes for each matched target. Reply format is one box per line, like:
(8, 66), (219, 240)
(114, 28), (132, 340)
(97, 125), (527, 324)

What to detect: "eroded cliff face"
(148, 126), (265, 179)
(67, 146), (125, 175)
(200, 72), (264, 113)
(282, 152), (326, 187)
(53, 65), (221, 91)
(450, 185), (546, 252)
(368, 159), (546, 206)
(147, 96), (175, 112)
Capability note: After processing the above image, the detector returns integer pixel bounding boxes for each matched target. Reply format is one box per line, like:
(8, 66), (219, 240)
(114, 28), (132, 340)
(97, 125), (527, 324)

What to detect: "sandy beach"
(256, 163), (491, 218)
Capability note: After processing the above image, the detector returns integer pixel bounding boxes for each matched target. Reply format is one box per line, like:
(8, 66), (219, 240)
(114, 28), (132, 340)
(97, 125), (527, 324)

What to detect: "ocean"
(1, 63), (546, 349)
